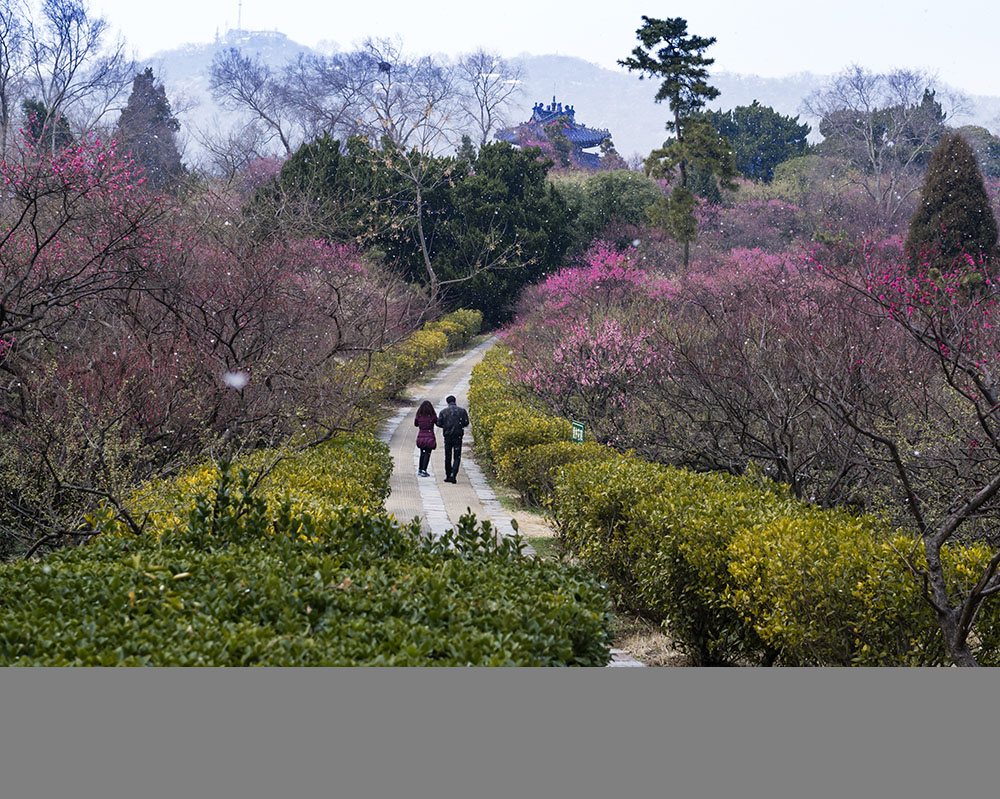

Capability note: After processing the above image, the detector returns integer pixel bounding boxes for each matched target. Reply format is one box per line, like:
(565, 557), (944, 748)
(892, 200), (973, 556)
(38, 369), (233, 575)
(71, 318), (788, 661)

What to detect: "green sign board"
(571, 421), (585, 443)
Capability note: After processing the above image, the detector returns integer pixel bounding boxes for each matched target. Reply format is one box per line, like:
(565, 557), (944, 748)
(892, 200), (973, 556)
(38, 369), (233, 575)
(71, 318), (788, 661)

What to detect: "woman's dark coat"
(415, 412), (438, 450)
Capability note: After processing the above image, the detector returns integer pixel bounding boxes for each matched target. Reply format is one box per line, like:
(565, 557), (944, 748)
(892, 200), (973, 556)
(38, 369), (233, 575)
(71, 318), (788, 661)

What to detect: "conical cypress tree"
(116, 68), (183, 191)
(905, 131), (998, 270)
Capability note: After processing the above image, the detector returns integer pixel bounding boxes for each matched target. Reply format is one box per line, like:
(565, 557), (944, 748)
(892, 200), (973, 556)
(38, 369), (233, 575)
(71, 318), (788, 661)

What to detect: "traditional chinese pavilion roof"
(496, 97), (611, 150)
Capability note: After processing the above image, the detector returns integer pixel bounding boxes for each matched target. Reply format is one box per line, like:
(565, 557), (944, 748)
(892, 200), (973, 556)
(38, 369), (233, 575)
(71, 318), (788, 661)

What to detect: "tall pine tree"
(116, 68), (183, 191)
(905, 131), (998, 271)
(619, 16), (735, 271)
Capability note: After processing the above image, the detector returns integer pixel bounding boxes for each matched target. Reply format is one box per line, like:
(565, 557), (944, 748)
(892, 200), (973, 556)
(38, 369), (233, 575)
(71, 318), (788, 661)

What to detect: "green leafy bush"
(352, 309), (484, 406)
(0, 466), (612, 666)
(468, 345), (519, 462)
(726, 516), (950, 665)
(553, 457), (1000, 666)
(424, 310), (483, 349)
(118, 434), (393, 538)
(468, 346), (570, 474)
(498, 441), (621, 507)
(494, 415), (572, 485)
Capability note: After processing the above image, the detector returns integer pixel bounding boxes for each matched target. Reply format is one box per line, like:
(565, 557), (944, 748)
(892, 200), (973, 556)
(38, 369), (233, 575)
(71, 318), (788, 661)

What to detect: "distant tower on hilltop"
(495, 98), (613, 169)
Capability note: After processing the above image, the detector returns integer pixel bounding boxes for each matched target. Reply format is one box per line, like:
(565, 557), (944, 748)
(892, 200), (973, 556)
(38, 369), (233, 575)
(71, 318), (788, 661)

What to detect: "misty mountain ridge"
(146, 30), (1000, 167)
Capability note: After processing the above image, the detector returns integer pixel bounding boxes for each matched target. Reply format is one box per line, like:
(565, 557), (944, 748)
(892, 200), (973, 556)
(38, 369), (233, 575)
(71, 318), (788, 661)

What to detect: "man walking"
(436, 395), (470, 483)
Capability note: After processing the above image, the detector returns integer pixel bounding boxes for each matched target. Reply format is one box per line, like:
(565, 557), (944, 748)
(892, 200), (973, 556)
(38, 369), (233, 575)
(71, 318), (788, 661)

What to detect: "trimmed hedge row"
(0, 465), (612, 666)
(103, 433), (393, 539)
(367, 309), (483, 398)
(469, 346), (1000, 666)
(468, 345), (616, 505)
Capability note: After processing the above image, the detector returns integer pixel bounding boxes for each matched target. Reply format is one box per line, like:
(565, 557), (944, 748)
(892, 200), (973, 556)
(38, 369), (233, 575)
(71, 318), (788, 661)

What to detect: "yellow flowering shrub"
(110, 435), (392, 540)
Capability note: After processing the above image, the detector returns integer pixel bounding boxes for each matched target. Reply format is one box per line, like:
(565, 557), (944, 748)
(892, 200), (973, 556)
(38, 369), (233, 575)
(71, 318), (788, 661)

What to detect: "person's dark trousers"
(418, 449), (432, 472)
(444, 436), (463, 480)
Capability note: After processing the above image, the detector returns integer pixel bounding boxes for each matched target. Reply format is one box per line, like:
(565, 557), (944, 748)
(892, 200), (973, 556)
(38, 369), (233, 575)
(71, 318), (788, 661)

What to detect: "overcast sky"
(89, 0), (999, 95)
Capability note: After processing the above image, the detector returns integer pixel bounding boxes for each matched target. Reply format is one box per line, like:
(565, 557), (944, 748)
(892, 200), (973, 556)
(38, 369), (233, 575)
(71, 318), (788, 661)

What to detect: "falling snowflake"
(222, 371), (250, 389)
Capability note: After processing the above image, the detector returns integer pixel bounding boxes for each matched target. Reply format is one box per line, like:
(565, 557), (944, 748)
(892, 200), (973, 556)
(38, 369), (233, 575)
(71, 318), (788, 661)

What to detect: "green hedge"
(110, 433), (393, 539)
(468, 345), (610, 499)
(472, 345), (1000, 666)
(380, 309), (483, 394)
(424, 310), (483, 349)
(551, 458), (1000, 666)
(1, 463), (612, 666)
(498, 441), (620, 507)
(468, 344), (522, 463)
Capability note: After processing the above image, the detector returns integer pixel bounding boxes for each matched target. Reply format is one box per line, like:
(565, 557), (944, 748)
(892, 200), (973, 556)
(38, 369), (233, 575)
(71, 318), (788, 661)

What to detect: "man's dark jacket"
(436, 404), (470, 440)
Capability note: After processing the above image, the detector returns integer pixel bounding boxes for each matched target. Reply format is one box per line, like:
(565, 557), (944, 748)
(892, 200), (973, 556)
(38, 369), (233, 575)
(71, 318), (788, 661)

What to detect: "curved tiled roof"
(496, 98), (611, 151)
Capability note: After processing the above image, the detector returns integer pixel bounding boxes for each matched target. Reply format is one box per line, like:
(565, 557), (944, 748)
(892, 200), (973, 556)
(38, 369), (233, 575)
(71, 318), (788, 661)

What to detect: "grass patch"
(529, 535), (562, 561)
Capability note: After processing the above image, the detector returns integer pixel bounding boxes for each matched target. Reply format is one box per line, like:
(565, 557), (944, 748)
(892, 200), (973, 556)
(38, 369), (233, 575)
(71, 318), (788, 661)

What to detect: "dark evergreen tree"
(440, 142), (572, 323)
(257, 134), (400, 245)
(905, 131), (998, 271)
(456, 134), (477, 168)
(22, 99), (72, 151)
(619, 16), (734, 269)
(116, 68), (182, 190)
(704, 100), (810, 182)
(261, 137), (571, 325)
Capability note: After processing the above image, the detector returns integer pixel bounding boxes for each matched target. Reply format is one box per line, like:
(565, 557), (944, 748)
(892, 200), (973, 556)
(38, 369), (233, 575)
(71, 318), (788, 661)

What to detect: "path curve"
(379, 337), (643, 667)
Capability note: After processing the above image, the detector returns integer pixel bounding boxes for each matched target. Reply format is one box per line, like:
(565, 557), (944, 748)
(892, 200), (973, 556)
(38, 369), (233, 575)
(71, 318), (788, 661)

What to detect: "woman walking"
(414, 400), (438, 477)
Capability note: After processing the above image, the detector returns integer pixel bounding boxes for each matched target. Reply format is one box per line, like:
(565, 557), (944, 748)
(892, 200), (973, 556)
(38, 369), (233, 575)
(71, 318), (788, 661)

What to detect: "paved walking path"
(379, 337), (644, 668)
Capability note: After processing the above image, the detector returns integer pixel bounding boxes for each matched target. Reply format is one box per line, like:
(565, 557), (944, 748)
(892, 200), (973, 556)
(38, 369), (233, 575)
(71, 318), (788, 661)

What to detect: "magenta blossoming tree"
(0, 134), (428, 557)
(810, 239), (1000, 665)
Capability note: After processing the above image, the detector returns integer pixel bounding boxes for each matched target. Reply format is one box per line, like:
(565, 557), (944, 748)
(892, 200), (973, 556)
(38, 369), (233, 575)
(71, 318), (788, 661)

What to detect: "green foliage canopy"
(552, 169), (664, 252)
(261, 137), (571, 325)
(703, 100), (811, 182)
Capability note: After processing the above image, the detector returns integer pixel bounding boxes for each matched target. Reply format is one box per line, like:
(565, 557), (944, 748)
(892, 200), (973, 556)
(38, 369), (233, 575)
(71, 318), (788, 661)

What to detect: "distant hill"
(145, 32), (1000, 167)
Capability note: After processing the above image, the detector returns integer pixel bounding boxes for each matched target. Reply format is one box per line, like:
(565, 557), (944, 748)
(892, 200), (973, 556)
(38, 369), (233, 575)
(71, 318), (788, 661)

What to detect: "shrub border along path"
(381, 337), (644, 668)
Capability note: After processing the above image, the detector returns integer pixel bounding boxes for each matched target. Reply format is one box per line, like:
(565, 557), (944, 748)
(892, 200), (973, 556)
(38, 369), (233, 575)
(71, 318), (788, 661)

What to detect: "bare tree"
(25, 0), (134, 150)
(344, 38), (461, 299)
(278, 51), (367, 142)
(804, 66), (966, 230)
(209, 47), (298, 155)
(455, 49), (522, 146)
(0, 0), (27, 157)
(347, 37), (458, 153)
(189, 116), (280, 179)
